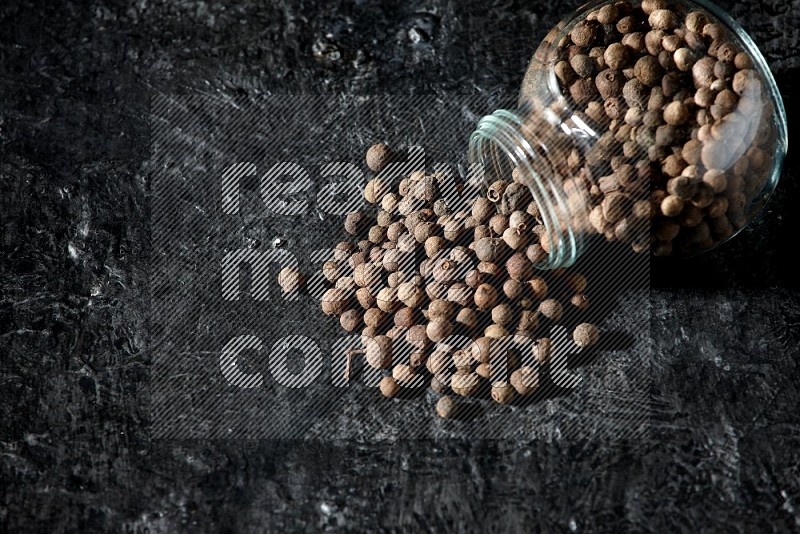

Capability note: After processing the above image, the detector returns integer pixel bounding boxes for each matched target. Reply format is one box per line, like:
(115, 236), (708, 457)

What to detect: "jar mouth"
(469, 109), (582, 269)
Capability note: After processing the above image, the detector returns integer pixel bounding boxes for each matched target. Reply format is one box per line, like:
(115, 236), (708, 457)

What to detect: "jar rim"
(469, 110), (583, 269)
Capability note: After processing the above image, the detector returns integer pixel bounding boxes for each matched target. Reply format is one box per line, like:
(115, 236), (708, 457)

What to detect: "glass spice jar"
(469, 0), (787, 267)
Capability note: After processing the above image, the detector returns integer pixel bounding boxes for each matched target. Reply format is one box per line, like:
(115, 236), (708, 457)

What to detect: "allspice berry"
(571, 54), (595, 79)
(603, 43), (630, 71)
(517, 310), (539, 333)
(475, 362), (491, 380)
(474, 237), (503, 262)
(365, 335), (392, 369)
(503, 279), (524, 300)
(673, 47), (697, 71)
(486, 180), (509, 203)
(528, 277), (548, 300)
(491, 382), (516, 405)
(321, 288), (348, 316)
(363, 307), (387, 328)
(535, 338), (552, 366)
(426, 319), (453, 343)
(469, 336), (493, 363)
(663, 101), (689, 125)
(277, 266), (303, 294)
(634, 55), (662, 87)
(455, 307), (477, 330)
(451, 371), (480, 397)
(488, 214), (509, 235)
(571, 19), (600, 47)
(648, 9), (678, 30)
(431, 374), (449, 395)
(397, 281), (425, 308)
(340, 310), (361, 332)
(539, 299), (563, 321)
(366, 143), (393, 172)
(394, 306), (417, 328)
(447, 284), (472, 308)
(436, 396), (456, 419)
(368, 225), (386, 244)
(692, 57), (716, 89)
(472, 197), (495, 222)
(703, 169), (727, 193)
(510, 367), (539, 396)
(502, 227), (527, 250)
(376, 286), (401, 313)
(427, 348), (450, 375)
(414, 221), (439, 244)
(641, 0), (667, 15)
(379, 376), (400, 398)
(526, 244), (548, 264)
(344, 211), (367, 236)
(596, 3), (619, 25)
(474, 283), (499, 311)
(452, 349), (472, 371)
(505, 252), (533, 281)
(555, 59), (577, 85)
(568, 293), (588, 310)
(364, 178), (388, 204)
(596, 68), (625, 99)
(491, 303), (514, 326)
(484, 324), (509, 339)
(661, 195), (684, 217)
(573, 323), (600, 348)
(393, 363), (417, 385)
(685, 11), (709, 33)
(570, 78), (598, 104)
(406, 325), (430, 350)
(428, 299), (455, 321)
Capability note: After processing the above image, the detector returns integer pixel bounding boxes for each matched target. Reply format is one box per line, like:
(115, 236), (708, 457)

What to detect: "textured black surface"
(1, 0), (799, 531)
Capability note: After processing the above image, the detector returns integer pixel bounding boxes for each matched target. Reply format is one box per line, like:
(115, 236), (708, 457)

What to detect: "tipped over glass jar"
(469, 0), (787, 267)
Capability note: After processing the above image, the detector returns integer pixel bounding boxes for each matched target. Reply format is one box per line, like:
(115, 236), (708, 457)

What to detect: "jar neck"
(469, 108), (585, 269)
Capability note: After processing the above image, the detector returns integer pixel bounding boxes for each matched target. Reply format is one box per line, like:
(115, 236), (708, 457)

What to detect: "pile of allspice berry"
(291, 143), (600, 419)
(525, 0), (776, 255)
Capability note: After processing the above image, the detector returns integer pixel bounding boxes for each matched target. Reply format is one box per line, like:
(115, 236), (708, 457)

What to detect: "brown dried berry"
(539, 299), (563, 321)
(436, 396), (456, 418)
(604, 43), (631, 70)
(491, 382), (516, 405)
(634, 56), (662, 87)
(366, 143), (394, 172)
(649, 9), (679, 30)
(321, 288), (348, 316)
(366, 335), (393, 369)
(663, 101), (689, 126)
(510, 367), (539, 396)
(380, 376), (400, 398)
(570, 78), (599, 105)
(573, 323), (600, 348)
(278, 267), (303, 295)
(451, 371), (480, 397)
(505, 252), (533, 281)
(685, 11), (709, 33)
(571, 20), (600, 47)
(474, 283), (498, 311)
(596, 68), (625, 99)
(660, 195), (684, 217)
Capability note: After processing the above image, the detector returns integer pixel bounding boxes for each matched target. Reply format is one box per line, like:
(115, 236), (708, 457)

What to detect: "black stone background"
(1, 0), (799, 531)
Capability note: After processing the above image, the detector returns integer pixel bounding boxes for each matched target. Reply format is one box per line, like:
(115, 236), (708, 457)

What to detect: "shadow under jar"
(469, 0), (787, 267)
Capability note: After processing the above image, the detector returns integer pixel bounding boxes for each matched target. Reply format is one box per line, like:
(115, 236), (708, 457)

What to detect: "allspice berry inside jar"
(470, 0), (787, 263)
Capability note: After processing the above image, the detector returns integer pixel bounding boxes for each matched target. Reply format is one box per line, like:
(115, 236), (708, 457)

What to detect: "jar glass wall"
(470, 0), (787, 267)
